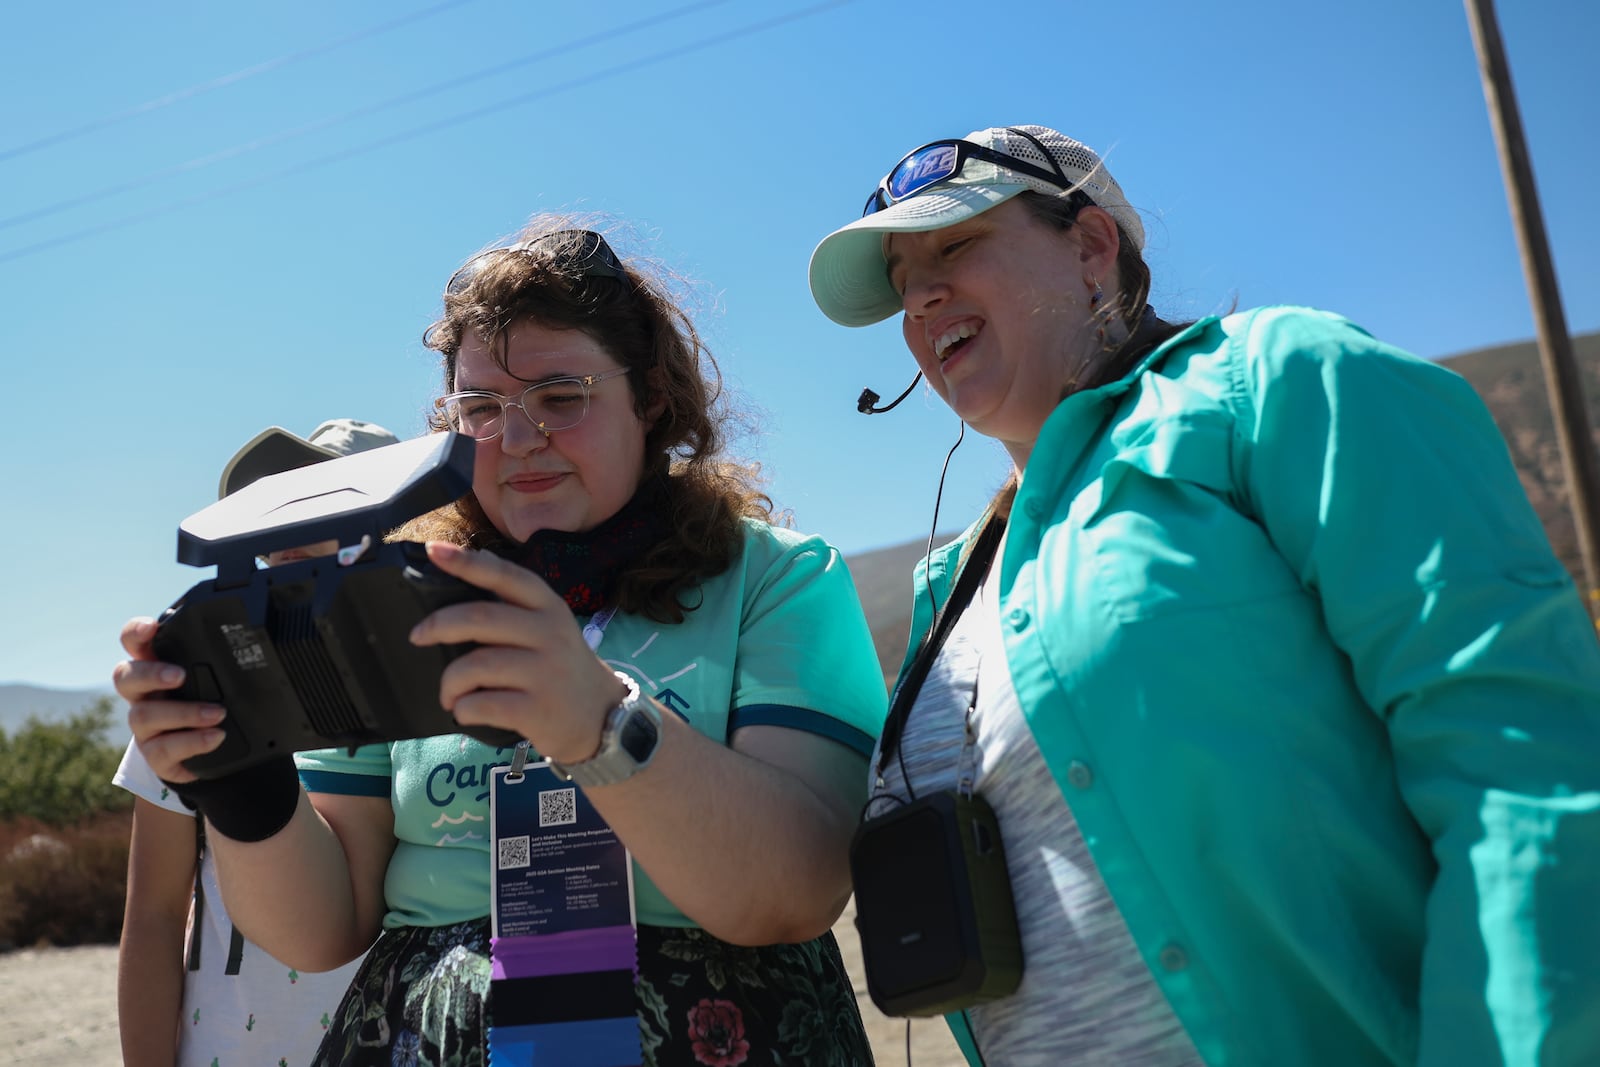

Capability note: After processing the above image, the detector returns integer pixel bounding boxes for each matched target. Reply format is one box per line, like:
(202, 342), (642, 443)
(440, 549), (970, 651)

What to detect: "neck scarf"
(508, 476), (671, 614)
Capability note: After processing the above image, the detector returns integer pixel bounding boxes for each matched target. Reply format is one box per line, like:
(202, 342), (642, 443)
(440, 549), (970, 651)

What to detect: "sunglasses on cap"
(863, 135), (1075, 217)
(443, 229), (625, 297)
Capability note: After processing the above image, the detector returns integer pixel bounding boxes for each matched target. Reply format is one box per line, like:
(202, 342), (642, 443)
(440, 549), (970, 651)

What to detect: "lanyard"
(510, 605), (618, 779)
(582, 605), (617, 652)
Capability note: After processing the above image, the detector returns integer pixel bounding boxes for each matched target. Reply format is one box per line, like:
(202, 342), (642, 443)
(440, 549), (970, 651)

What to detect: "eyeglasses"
(444, 229), (625, 297)
(862, 137), (1074, 217)
(436, 367), (631, 441)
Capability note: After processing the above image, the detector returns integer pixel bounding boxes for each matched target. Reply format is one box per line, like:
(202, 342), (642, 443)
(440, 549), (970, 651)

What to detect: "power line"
(0, 0), (855, 266)
(0, 0), (734, 232)
(0, 0), (481, 164)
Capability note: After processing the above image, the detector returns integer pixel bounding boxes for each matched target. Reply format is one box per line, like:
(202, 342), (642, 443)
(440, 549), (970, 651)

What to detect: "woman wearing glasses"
(809, 125), (1600, 1065)
(116, 221), (886, 1066)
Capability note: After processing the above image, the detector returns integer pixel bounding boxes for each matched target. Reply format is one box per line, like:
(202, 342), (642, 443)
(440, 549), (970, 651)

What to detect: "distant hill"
(0, 684), (129, 748)
(1440, 330), (1600, 587)
(840, 329), (1600, 686)
(842, 533), (957, 689)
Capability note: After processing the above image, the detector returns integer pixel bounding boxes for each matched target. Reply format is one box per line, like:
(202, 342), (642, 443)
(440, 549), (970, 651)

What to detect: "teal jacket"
(900, 308), (1600, 1066)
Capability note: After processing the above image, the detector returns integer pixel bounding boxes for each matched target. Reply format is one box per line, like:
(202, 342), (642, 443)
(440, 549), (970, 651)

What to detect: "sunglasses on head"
(862, 135), (1074, 217)
(443, 229), (625, 297)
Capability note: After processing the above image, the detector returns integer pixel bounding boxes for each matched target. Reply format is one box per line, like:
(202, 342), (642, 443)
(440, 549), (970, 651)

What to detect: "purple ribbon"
(491, 925), (638, 980)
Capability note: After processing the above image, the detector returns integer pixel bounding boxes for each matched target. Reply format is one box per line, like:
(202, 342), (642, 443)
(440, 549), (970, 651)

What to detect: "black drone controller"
(151, 432), (521, 779)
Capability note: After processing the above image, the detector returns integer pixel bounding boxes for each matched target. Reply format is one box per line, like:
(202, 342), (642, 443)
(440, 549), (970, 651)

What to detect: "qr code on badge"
(497, 835), (530, 870)
(539, 787), (578, 828)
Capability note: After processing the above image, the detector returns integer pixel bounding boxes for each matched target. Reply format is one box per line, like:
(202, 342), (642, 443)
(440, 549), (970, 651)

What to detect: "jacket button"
(1158, 943), (1189, 972)
(1024, 497), (1045, 521)
(1066, 761), (1094, 789)
(1006, 608), (1029, 630)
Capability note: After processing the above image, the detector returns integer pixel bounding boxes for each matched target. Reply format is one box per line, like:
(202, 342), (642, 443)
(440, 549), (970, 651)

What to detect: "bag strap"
(874, 516), (1005, 778)
(186, 817), (205, 971)
(185, 817), (247, 974)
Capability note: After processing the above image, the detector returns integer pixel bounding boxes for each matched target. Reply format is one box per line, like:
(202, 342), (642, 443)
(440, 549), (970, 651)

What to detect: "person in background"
(808, 124), (1600, 1065)
(115, 418), (397, 1067)
(115, 219), (887, 1066)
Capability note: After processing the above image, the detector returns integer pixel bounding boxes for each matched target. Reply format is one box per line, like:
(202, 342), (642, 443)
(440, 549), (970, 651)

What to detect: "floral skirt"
(310, 918), (875, 1067)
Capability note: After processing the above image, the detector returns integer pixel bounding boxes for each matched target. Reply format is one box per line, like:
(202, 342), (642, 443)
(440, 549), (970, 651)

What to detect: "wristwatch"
(548, 670), (662, 788)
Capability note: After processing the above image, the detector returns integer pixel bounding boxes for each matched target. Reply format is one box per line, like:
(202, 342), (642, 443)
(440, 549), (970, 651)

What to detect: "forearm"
(406, 541), (874, 945)
(119, 797), (199, 1067)
(117, 911), (185, 1067)
(210, 789), (383, 970)
(585, 713), (855, 945)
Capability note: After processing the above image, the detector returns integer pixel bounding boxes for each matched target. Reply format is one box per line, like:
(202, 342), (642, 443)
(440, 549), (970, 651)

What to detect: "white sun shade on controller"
(175, 432), (476, 569)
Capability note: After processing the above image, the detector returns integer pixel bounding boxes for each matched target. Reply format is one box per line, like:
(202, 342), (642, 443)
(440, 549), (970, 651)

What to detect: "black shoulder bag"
(848, 516), (1024, 1018)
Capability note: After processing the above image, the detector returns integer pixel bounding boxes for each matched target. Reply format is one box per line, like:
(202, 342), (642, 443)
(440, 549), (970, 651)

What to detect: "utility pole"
(1463, 0), (1600, 619)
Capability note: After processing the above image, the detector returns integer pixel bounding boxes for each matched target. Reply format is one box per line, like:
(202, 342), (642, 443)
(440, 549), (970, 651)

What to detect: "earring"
(1088, 276), (1109, 346)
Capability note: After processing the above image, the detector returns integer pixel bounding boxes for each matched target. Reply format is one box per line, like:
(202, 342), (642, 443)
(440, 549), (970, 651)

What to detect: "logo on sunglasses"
(905, 145), (957, 181)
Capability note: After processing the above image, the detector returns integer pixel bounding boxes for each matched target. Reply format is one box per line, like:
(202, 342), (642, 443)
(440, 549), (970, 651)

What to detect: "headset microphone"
(857, 372), (923, 414)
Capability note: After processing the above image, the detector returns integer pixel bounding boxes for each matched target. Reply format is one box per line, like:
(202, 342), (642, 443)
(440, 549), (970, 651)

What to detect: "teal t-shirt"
(296, 520), (887, 930)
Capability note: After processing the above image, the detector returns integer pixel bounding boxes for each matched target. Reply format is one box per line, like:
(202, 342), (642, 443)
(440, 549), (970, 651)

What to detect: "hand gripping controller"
(154, 540), (521, 777)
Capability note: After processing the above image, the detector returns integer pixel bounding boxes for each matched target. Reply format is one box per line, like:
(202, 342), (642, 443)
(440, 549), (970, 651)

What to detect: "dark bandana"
(508, 476), (671, 614)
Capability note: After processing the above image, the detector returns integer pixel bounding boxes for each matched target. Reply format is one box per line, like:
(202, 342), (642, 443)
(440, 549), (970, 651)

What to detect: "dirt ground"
(0, 898), (964, 1066)
(0, 943), (122, 1066)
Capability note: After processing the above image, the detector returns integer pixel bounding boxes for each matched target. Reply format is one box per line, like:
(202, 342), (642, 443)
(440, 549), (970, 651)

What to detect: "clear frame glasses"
(436, 367), (631, 441)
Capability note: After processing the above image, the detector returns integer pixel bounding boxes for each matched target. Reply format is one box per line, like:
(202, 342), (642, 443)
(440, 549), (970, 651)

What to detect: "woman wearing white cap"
(810, 125), (1600, 1066)
(114, 419), (396, 1067)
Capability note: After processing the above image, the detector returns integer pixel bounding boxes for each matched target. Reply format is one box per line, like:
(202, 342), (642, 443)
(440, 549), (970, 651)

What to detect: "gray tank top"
(866, 576), (1202, 1066)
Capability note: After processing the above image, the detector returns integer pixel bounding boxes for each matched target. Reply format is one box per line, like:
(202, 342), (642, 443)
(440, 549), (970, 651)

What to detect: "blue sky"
(3, 0), (1596, 689)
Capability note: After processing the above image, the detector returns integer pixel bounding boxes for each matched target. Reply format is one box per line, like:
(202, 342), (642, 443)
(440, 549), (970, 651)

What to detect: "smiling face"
(886, 197), (1118, 468)
(455, 320), (651, 541)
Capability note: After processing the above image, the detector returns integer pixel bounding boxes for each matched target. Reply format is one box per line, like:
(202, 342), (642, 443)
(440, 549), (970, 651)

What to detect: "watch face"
(618, 706), (660, 762)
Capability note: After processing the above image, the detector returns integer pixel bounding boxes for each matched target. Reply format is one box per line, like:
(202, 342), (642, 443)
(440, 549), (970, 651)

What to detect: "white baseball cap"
(217, 418), (400, 499)
(809, 125), (1143, 327)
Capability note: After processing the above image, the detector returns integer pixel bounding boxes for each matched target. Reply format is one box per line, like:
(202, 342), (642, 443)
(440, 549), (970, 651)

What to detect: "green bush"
(0, 810), (131, 949)
(0, 700), (135, 948)
(0, 697), (131, 826)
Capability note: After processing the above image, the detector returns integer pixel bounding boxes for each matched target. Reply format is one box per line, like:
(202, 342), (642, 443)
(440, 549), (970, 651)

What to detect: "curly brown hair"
(397, 215), (774, 623)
